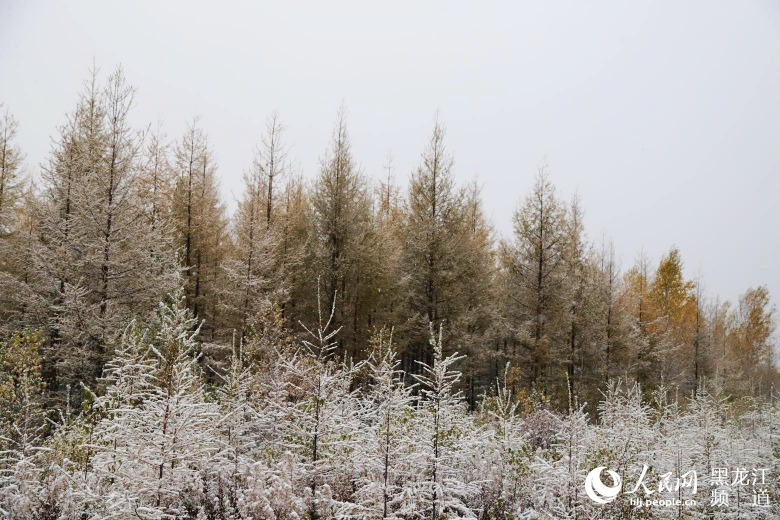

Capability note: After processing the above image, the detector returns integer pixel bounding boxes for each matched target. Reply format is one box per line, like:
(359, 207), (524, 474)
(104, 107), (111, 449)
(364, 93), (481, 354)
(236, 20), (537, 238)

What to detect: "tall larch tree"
(225, 112), (289, 340)
(35, 66), (178, 399)
(622, 251), (655, 390)
(506, 165), (569, 400)
(0, 105), (25, 236)
(648, 247), (696, 388)
(585, 237), (639, 410)
(728, 286), (776, 396)
(456, 179), (495, 407)
(35, 75), (97, 390)
(171, 119), (229, 339)
(707, 297), (732, 386)
(690, 277), (708, 393)
(0, 105), (32, 335)
(562, 194), (590, 406)
(400, 120), (470, 371)
(594, 239), (622, 386)
(308, 108), (378, 359)
(366, 152), (406, 337)
(279, 173), (313, 328)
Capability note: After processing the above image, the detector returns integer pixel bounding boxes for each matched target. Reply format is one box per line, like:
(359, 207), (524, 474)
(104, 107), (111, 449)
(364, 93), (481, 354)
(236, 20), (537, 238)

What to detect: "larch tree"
(366, 152), (406, 341)
(224, 112), (288, 340)
(277, 287), (362, 518)
(506, 165), (568, 401)
(0, 105), (33, 335)
(691, 277), (707, 393)
(0, 185), (42, 338)
(171, 119), (230, 339)
(308, 108), (379, 359)
(407, 327), (481, 519)
(728, 285), (776, 396)
(707, 297), (732, 385)
(35, 77), (96, 391)
(0, 331), (47, 473)
(561, 194), (590, 406)
(0, 331), (53, 520)
(78, 292), (223, 517)
(648, 247), (696, 388)
(278, 172), (313, 328)
(456, 179), (496, 408)
(622, 251), (656, 391)
(592, 238), (630, 389)
(210, 347), (263, 516)
(400, 119), (472, 373)
(0, 105), (25, 236)
(136, 125), (179, 295)
(35, 66), (178, 399)
(352, 330), (416, 518)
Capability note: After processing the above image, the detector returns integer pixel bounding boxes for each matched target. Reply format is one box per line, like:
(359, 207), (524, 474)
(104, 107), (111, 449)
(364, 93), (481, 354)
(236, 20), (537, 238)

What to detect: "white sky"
(2, 1), (779, 307)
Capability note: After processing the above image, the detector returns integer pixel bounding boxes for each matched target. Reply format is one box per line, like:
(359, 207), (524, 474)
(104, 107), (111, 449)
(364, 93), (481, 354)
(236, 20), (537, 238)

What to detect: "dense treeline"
(0, 66), (777, 415)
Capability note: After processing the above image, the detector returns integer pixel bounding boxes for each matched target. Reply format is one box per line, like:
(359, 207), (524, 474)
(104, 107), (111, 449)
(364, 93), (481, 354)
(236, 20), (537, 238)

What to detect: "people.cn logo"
(585, 466), (622, 504)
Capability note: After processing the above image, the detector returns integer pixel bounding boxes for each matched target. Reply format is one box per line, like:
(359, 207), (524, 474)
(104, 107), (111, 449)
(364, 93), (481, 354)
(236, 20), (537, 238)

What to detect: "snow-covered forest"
(0, 67), (778, 518)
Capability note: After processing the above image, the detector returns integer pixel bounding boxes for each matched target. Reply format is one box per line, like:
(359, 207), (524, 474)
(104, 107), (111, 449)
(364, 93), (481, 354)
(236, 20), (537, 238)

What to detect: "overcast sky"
(2, 1), (779, 306)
